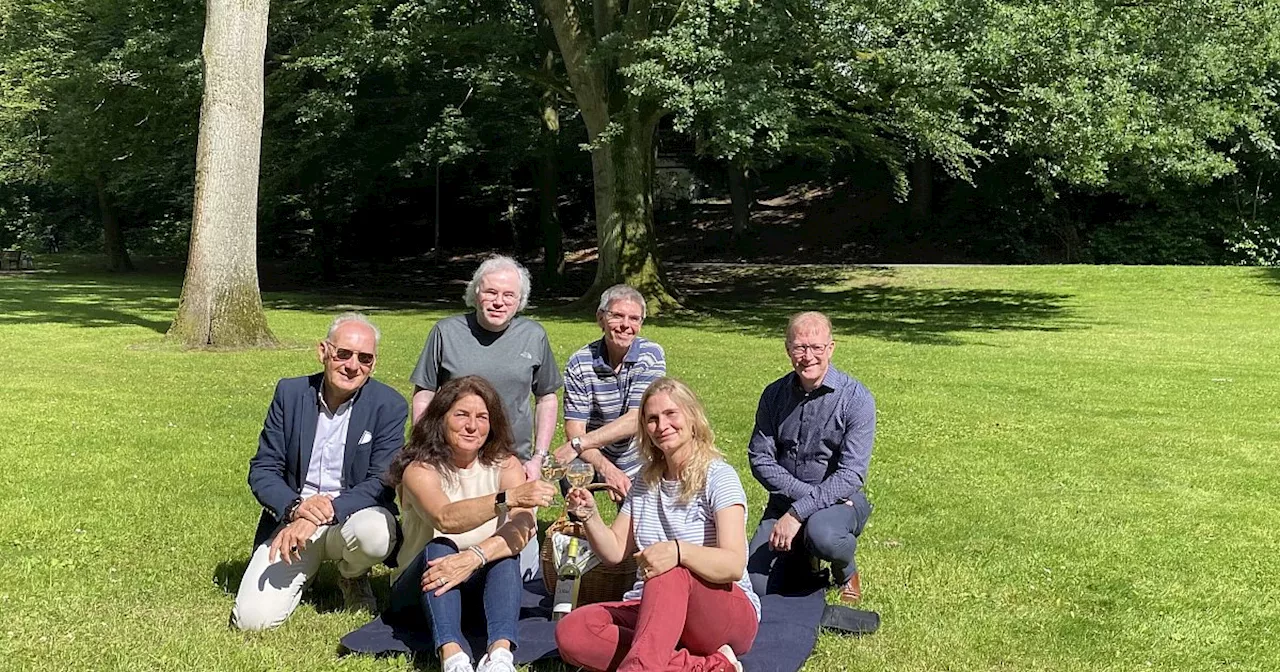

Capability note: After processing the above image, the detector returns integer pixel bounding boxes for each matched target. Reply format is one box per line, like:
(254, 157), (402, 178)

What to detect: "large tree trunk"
(167, 0), (276, 348)
(582, 114), (679, 313)
(94, 174), (134, 272)
(539, 0), (682, 314)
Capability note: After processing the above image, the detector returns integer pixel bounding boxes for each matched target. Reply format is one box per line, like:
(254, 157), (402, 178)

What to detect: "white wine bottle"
(552, 537), (582, 620)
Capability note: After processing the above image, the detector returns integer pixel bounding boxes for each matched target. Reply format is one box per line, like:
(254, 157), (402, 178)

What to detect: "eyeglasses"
(605, 311), (643, 326)
(325, 341), (375, 365)
(787, 342), (831, 356)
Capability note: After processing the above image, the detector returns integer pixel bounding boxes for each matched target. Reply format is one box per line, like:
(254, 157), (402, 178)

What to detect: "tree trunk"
(908, 156), (933, 227)
(537, 47), (564, 288)
(539, 0), (682, 314)
(167, 0), (276, 348)
(581, 115), (679, 313)
(95, 174), (134, 272)
(727, 160), (752, 252)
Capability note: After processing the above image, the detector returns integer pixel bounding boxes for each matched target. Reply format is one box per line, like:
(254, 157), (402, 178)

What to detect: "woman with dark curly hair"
(385, 376), (557, 672)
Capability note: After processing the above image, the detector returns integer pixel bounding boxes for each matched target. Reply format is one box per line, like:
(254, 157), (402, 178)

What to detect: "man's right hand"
(292, 495), (335, 526)
(506, 479), (557, 509)
(596, 461), (631, 502)
(269, 519), (319, 564)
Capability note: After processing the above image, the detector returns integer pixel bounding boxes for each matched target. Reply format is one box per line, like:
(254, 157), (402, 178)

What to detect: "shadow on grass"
(1255, 267), (1280, 291)
(0, 272), (176, 332)
(213, 558), (392, 617)
(2, 257), (1079, 346)
(643, 264), (1080, 345)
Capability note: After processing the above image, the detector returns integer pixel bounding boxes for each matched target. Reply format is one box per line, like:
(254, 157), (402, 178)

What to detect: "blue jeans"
(747, 491), (871, 596)
(388, 538), (521, 652)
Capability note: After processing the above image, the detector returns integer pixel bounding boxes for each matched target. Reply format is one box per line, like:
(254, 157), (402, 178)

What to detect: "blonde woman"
(555, 377), (759, 672)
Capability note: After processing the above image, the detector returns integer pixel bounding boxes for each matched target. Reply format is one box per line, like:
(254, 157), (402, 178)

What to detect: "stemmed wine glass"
(565, 460), (596, 517)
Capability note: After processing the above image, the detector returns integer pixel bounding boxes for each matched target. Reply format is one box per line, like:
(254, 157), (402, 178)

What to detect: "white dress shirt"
(301, 391), (352, 498)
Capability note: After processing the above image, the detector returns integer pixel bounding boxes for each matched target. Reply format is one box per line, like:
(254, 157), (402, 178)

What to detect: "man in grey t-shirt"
(410, 255), (563, 482)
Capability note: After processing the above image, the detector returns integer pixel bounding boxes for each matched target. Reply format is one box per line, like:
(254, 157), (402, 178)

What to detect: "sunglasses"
(324, 341), (375, 366)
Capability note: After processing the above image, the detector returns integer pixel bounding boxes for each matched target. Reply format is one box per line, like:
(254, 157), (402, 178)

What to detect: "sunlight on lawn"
(2, 263), (1278, 671)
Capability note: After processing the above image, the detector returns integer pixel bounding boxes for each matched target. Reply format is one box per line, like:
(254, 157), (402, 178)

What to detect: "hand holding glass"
(540, 453), (566, 484)
(565, 460), (596, 518)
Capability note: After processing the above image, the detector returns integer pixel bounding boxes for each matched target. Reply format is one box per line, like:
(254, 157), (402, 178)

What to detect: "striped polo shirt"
(620, 459), (762, 620)
(563, 336), (666, 476)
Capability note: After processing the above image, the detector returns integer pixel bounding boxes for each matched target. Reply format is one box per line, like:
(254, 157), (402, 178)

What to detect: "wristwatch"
(570, 436), (584, 454)
(284, 498), (302, 522)
(495, 490), (509, 517)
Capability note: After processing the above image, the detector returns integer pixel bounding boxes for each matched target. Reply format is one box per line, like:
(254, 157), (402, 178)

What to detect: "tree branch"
(540, 0), (610, 136)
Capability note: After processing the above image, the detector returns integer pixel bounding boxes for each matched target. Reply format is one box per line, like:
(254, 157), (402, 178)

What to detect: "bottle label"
(552, 576), (577, 619)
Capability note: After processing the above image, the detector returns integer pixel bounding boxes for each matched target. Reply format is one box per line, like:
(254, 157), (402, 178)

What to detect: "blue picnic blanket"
(339, 579), (830, 672)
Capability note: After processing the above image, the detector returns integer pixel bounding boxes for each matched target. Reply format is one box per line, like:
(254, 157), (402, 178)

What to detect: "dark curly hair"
(387, 375), (515, 488)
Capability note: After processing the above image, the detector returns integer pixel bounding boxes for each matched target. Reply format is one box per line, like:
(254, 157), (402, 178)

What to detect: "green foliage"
(0, 0), (202, 255)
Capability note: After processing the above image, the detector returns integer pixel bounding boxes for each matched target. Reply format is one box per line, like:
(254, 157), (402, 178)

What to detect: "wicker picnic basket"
(539, 483), (638, 606)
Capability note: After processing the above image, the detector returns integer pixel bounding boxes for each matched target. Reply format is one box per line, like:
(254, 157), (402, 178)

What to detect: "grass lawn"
(2, 259), (1278, 671)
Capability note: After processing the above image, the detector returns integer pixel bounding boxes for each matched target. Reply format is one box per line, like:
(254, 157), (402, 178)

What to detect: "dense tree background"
(3, 0), (1280, 287)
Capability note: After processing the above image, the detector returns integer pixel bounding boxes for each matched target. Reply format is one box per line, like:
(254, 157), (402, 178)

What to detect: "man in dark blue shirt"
(746, 311), (875, 602)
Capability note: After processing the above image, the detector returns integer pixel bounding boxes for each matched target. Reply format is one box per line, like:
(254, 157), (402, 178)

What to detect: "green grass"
(3, 259), (1279, 671)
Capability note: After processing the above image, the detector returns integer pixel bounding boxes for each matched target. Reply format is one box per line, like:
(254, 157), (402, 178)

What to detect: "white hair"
(327, 312), (381, 345)
(463, 254), (531, 313)
(596, 284), (647, 319)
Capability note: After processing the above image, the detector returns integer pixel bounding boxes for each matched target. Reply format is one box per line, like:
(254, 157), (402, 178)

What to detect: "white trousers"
(231, 506), (397, 631)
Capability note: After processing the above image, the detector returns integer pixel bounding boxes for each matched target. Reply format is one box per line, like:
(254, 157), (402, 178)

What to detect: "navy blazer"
(248, 373), (409, 548)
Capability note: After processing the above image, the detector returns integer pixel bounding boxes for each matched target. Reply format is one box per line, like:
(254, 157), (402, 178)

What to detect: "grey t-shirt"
(410, 313), (563, 460)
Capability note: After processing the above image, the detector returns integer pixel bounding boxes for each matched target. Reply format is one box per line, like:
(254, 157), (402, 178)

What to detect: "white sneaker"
(476, 647), (516, 672)
(717, 644), (744, 672)
(441, 651), (474, 672)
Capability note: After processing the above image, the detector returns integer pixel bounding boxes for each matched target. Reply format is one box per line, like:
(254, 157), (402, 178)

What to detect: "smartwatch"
(495, 490), (509, 517)
(570, 436), (584, 454)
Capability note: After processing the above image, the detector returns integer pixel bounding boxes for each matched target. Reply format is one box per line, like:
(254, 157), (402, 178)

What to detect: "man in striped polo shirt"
(551, 284), (666, 502)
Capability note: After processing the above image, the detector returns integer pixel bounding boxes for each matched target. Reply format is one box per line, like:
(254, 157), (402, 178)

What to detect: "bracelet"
(469, 545), (488, 566)
(675, 540), (681, 567)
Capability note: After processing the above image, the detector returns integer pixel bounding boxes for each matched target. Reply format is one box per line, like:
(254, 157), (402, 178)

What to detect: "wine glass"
(540, 452), (566, 484)
(565, 460), (595, 517)
(565, 460), (595, 489)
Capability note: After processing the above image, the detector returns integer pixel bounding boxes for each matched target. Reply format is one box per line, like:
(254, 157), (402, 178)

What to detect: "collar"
(315, 378), (362, 415)
(789, 366), (847, 395)
(591, 337), (643, 373)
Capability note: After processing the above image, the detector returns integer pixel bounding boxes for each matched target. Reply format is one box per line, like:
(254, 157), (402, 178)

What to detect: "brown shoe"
(840, 572), (862, 604)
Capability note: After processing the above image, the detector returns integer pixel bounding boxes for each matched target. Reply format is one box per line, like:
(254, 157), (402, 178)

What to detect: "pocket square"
(358, 430), (372, 445)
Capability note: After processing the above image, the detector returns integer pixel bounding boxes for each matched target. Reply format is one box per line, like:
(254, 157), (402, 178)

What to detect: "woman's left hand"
(633, 540), (680, 581)
(422, 550), (483, 596)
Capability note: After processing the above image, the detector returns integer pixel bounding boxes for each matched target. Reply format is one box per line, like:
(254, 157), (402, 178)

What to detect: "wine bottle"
(552, 537), (582, 620)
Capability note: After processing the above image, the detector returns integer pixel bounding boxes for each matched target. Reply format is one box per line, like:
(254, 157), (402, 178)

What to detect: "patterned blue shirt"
(563, 336), (666, 476)
(747, 366), (876, 521)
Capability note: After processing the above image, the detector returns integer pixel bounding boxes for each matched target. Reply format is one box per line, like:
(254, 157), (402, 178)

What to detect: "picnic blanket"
(339, 576), (878, 672)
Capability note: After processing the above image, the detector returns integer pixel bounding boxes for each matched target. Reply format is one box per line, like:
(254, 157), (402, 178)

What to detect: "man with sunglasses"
(745, 311), (876, 604)
(232, 313), (409, 630)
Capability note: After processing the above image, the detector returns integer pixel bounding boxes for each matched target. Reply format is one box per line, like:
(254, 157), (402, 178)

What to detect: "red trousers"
(555, 567), (759, 672)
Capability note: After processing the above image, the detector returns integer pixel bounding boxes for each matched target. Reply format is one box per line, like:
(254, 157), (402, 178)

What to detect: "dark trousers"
(387, 538), (521, 652)
(746, 491), (871, 595)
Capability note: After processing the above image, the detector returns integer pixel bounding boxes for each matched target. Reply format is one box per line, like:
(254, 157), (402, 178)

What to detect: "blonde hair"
(636, 377), (722, 503)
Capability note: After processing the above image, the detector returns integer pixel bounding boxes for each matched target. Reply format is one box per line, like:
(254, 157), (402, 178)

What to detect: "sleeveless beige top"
(392, 459), (506, 583)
